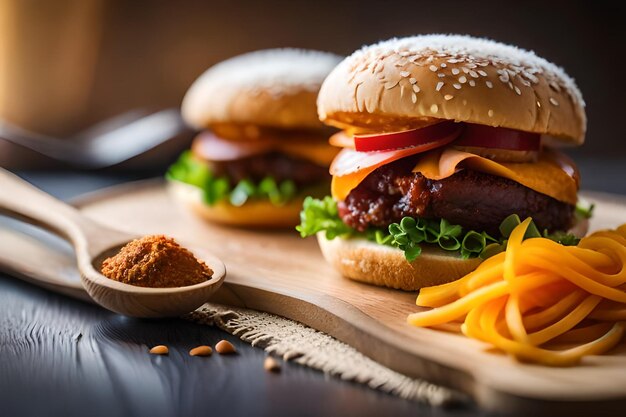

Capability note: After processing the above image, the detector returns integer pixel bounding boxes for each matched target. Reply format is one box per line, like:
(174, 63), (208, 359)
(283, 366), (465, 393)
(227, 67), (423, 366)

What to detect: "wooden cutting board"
(7, 180), (626, 414)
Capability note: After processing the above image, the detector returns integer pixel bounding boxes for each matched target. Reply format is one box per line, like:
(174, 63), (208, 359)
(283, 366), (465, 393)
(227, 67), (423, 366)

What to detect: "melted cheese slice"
(332, 148), (579, 205)
(413, 148), (579, 204)
(279, 141), (339, 167)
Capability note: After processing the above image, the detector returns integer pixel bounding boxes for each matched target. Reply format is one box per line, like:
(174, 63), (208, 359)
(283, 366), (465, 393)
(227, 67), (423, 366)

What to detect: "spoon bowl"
(84, 243), (225, 317)
(0, 168), (226, 317)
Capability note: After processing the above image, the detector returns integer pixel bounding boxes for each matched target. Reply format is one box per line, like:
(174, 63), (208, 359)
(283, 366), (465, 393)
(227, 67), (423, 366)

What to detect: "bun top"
(183, 48), (342, 130)
(317, 35), (586, 146)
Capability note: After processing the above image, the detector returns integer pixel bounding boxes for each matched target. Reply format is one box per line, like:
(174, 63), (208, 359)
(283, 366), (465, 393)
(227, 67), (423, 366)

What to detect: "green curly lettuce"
(296, 196), (352, 239)
(166, 151), (298, 206)
(297, 197), (581, 262)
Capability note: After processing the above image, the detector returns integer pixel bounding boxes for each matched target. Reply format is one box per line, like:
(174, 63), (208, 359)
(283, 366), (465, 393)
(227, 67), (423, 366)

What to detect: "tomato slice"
(455, 124), (540, 151)
(353, 121), (462, 152)
(192, 132), (338, 166)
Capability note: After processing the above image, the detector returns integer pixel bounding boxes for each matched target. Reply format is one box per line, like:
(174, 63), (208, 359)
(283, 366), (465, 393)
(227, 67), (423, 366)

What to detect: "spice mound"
(101, 235), (212, 288)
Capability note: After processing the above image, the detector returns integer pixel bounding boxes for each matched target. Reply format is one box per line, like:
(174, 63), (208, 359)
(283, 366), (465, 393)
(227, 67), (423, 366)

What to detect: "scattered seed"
(451, 68), (460, 75)
(429, 65), (438, 72)
(549, 97), (559, 106)
(215, 340), (236, 354)
(488, 109), (494, 117)
(411, 92), (418, 103)
(444, 94), (454, 101)
(458, 76), (467, 84)
(514, 86), (521, 95)
(409, 77), (417, 84)
(264, 357), (281, 373)
(453, 83), (462, 90)
(477, 70), (488, 77)
(189, 345), (213, 357)
(468, 80), (476, 87)
(400, 71), (410, 77)
(485, 81), (493, 89)
(412, 84), (420, 93)
(430, 104), (439, 113)
(150, 345), (169, 355)
(436, 81), (444, 91)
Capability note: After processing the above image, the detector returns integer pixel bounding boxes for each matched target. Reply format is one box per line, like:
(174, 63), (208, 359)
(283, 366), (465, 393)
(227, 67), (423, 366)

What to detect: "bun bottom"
(168, 180), (304, 228)
(317, 233), (481, 291)
(316, 217), (589, 291)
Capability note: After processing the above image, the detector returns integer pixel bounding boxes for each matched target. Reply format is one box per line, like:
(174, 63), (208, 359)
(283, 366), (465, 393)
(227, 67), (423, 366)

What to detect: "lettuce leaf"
(297, 197), (581, 262)
(167, 151), (299, 206)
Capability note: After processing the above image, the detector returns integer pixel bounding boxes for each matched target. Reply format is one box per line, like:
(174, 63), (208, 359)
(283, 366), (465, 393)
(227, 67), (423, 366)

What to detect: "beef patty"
(338, 157), (574, 235)
(210, 152), (329, 187)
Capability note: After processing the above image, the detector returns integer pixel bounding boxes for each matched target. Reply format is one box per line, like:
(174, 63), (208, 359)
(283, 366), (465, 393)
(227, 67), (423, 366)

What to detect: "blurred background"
(0, 0), (624, 190)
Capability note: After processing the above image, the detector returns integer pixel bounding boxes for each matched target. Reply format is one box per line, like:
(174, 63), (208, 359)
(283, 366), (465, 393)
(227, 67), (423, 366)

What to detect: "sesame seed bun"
(168, 180), (305, 228)
(316, 218), (588, 291)
(182, 49), (342, 131)
(317, 35), (586, 146)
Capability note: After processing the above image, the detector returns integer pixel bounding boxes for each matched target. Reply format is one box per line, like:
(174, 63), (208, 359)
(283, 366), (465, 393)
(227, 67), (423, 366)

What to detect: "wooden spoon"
(0, 168), (225, 318)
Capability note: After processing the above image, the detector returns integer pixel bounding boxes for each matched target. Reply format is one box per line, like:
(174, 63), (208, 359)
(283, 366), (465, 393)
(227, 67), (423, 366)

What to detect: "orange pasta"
(408, 219), (626, 366)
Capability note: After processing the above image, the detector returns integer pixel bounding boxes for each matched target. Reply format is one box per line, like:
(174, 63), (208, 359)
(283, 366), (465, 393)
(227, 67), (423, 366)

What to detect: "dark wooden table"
(0, 172), (481, 417)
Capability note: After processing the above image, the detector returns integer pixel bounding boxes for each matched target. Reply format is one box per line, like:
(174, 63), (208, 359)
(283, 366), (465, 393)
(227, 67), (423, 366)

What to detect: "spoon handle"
(0, 168), (132, 257)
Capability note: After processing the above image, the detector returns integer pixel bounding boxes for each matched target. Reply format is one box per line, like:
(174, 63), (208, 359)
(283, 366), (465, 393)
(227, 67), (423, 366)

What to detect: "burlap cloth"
(186, 303), (466, 407)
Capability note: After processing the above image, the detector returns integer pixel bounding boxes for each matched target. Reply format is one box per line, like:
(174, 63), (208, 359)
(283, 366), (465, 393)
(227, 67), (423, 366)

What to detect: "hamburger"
(297, 35), (592, 290)
(167, 49), (342, 227)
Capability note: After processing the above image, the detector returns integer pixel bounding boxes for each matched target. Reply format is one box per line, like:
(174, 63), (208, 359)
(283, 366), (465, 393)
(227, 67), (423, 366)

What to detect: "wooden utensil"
(0, 169), (225, 317)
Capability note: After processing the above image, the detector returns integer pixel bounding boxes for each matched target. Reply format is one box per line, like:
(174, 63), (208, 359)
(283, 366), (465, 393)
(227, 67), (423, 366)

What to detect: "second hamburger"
(168, 49), (341, 227)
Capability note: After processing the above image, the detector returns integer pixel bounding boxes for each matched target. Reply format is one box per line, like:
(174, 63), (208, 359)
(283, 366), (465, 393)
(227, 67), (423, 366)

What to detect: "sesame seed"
(462, 67), (470, 74)
(385, 80), (398, 90)
(537, 100), (541, 107)
(462, 99), (468, 106)
(400, 71), (410, 77)
(469, 70), (479, 78)
(440, 63), (447, 68)
(508, 82), (514, 90)
(430, 104), (439, 113)
(478, 70), (488, 77)
(488, 109), (494, 117)
(411, 93), (417, 103)
(453, 83), (462, 89)
(437, 73), (446, 78)
(436, 81), (444, 91)
(413, 84), (420, 93)
(550, 97), (559, 106)
(444, 94), (454, 100)
(429, 65), (438, 72)
(451, 68), (460, 75)
(458, 76), (467, 83)
(514, 86), (521, 95)
(486, 81), (493, 88)
(469, 80), (476, 87)
(409, 77), (417, 84)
